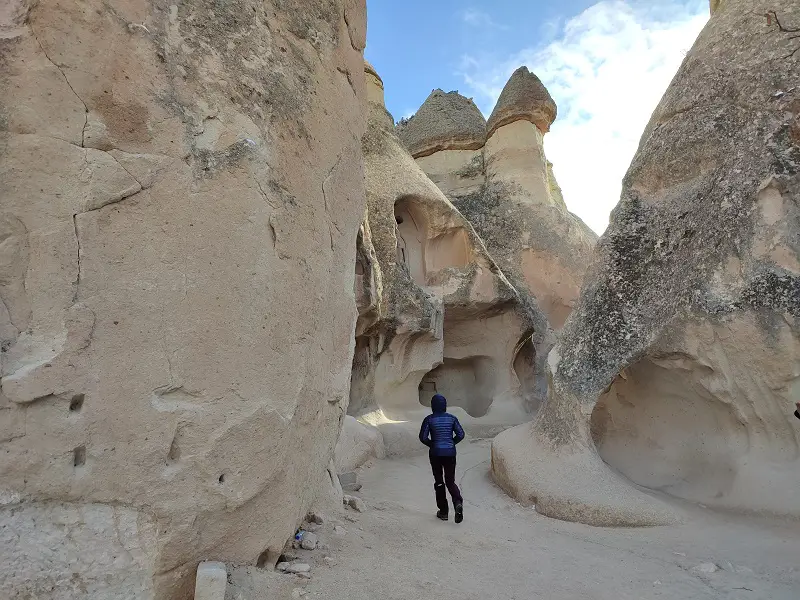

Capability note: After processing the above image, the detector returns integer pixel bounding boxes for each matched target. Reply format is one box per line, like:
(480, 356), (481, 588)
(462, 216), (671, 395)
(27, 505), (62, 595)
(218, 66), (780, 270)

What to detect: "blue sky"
(366, 1), (709, 233)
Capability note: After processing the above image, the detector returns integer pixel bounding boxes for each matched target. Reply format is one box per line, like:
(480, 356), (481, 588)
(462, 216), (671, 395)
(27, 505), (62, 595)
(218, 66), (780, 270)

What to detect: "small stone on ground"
(343, 494), (366, 512)
(194, 561), (227, 600)
(301, 532), (318, 550)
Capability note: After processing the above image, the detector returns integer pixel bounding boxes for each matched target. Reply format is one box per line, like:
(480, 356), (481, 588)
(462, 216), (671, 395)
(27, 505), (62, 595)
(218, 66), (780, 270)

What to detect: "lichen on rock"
(492, 0), (800, 526)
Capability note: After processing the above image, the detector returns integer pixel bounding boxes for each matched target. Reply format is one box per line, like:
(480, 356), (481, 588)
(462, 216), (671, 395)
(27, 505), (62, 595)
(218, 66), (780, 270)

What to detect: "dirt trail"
(229, 439), (800, 599)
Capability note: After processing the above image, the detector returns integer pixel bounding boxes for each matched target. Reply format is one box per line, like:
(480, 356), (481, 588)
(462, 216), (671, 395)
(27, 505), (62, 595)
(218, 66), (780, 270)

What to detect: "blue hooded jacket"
(419, 394), (465, 457)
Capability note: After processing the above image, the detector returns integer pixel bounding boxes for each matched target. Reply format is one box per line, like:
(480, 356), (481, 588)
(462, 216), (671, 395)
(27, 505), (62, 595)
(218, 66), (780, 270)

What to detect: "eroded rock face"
(348, 63), (545, 451)
(397, 90), (487, 158)
(492, 0), (800, 525)
(334, 415), (385, 473)
(0, 0), (366, 597)
(486, 66), (557, 137)
(401, 71), (597, 331)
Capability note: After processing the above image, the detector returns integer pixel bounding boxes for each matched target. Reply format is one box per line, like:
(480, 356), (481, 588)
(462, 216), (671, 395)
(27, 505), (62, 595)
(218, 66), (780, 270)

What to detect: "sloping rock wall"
(0, 0), (366, 597)
(492, 0), (800, 525)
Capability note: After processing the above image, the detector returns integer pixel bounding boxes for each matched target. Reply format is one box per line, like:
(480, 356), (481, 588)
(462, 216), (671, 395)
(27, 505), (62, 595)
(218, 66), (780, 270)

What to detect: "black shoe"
(436, 510), (448, 521)
(454, 503), (463, 524)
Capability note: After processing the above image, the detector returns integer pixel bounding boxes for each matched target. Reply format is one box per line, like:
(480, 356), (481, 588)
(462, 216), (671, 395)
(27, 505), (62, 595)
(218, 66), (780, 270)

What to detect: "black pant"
(430, 455), (463, 513)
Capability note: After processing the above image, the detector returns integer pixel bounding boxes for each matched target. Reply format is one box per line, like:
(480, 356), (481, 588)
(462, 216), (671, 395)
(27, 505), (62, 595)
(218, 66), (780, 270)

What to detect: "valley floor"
(228, 439), (800, 600)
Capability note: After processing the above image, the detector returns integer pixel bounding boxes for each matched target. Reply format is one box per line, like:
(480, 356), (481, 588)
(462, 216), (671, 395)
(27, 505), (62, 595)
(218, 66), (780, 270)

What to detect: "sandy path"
(228, 439), (800, 599)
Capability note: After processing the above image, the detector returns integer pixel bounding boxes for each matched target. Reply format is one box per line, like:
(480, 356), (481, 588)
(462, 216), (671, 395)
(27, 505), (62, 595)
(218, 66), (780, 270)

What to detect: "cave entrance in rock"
(512, 336), (539, 414)
(590, 354), (749, 504)
(418, 356), (495, 418)
(394, 198), (426, 287)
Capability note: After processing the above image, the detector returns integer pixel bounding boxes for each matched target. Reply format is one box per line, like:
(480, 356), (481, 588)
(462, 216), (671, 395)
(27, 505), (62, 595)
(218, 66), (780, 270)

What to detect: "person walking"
(419, 394), (465, 523)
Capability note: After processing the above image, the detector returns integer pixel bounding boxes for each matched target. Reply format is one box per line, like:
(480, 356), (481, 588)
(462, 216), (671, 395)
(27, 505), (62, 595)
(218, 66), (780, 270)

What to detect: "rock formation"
(334, 415), (385, 474)
(0, 0), (366, 597)
(399, 68), (597, 332)
(492, 0), (800, 525)
(347, 63), (547, 453)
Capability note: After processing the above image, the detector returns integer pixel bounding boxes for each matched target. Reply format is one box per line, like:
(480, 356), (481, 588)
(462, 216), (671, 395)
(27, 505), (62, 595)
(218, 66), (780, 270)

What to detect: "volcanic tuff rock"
(492, 0), (800, 525)
(403, 70), (597, 331)
(486, 66), (557, 136)
(348, 61), (549, 452)
(397, 90), (487, 158)
(0, 0), (366, 597)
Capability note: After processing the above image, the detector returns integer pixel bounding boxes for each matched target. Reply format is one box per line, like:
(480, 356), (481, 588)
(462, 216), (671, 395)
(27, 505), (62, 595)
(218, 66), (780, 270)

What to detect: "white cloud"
(461, 8), (508, 30)
(459, 0), (708, 234)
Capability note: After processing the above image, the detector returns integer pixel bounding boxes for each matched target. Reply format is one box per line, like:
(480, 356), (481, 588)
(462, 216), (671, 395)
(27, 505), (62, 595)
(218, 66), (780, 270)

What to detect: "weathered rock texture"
(486, 66), (557, 137)
(400, 68), (597, 333)
(334, 415), (385, 473)
(396, 90), (486, 158)
(349, 63), (546, 451)
(0, 0), (366, 597)
(492, 0), (800, 525)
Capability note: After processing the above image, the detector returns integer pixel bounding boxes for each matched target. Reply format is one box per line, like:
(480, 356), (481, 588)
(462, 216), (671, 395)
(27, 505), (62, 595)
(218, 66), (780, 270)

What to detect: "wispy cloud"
(459, 0), (708, 234)
(461, 8), (508, 30)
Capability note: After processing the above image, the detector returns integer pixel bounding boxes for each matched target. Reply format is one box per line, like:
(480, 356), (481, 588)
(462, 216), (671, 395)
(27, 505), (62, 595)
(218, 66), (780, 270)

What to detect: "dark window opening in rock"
(218, 474), (225, 484)
(590, 355), (749, 505)
(69, 393), (85, 412)
(394, 198), (427, 286)
(418, 357), (495, 418)
(73, 445), (86, 467)
(512, 337), (539, 414)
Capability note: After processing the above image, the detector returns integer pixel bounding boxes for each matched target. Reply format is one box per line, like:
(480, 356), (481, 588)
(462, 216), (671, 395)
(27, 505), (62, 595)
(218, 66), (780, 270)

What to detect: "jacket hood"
(431, 394), (447, 414)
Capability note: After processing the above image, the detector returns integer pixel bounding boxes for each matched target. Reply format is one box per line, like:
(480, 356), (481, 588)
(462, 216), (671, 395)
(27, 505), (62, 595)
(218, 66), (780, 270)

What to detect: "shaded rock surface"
(492, 0), (800, 525)
(0, 0), (366, 597)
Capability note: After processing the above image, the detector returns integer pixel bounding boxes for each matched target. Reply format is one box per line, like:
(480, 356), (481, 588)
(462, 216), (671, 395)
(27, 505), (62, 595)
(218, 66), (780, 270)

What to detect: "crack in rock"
(29, 27), (89, 147)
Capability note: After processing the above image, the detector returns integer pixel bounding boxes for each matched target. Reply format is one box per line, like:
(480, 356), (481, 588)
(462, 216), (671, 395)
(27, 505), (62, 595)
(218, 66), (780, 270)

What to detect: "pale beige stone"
(349, 62), (544, 446)
(484, 120), (552, 208)
(492, 0), (800, 525)
(592, 316), (800, 516)
(520, 249), (583, 329)
(334, 415), (385, 473)
(194, 562), (227, 600)
(364, 61), (385, 108)
(0, 1), (367, 598)
(415, 149), (484, 200)
(406, 81), (596, 334)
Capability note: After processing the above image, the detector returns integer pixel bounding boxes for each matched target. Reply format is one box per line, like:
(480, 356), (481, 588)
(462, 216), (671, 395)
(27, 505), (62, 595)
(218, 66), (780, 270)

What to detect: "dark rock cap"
(487, 66), (557, 137)
(396, 89), (487, 158)
(364, 60), (382, 86)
